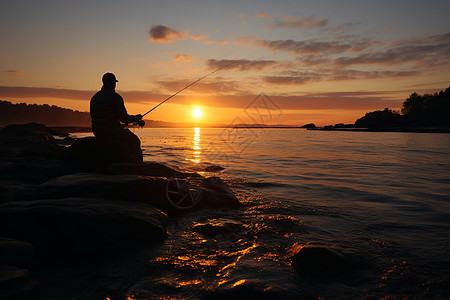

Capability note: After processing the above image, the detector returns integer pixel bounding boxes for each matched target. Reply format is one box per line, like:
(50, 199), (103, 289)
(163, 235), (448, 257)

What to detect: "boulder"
(0, 184), (14, 204)
(0, 238), (39, 299)
(0, 266), (40, 300)
(199, 177), (242, 209)
(104, 162), (192, 178)
(64, 137), (143, 169)
(0, 123), (63, 160)
(301, 123), (316, 129)
(38, 173), (172, 209)
(0, 160), (72, 184)
(38, 173), (242, 215)
(203, 165), (225, 172)
(0, 198), (168, 263)
(0, 237), (34, 268)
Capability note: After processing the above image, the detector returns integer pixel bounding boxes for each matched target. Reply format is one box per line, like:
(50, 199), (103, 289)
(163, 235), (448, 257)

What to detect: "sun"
(192, 107), (203, 119)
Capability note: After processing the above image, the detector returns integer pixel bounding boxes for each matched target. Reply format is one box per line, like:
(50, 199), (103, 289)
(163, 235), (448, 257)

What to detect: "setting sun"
(192, 107), (203, 119)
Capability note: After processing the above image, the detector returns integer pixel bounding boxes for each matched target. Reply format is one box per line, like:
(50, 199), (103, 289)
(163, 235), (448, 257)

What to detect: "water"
(76, 128), (450, 298)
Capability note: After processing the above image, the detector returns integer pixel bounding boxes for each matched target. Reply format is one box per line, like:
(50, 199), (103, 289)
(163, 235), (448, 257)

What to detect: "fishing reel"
(133, 119), (145, 128)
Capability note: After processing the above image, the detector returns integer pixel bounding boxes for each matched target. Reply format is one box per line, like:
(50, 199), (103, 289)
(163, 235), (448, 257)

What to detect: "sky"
(1, 0), (449, 126)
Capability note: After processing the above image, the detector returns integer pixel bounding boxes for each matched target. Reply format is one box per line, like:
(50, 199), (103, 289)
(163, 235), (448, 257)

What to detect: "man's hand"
(135, 114), (143, 120)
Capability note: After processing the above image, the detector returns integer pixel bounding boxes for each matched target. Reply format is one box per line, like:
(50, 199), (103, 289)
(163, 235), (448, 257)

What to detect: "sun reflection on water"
(192, 127), (201, 164)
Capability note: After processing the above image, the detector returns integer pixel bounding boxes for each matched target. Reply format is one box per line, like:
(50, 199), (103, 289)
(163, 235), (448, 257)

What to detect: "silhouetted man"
(90, 72), (143, 163)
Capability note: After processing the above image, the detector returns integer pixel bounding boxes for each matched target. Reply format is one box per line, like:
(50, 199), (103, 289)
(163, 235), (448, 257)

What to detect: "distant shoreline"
(46, 125), (450, 134)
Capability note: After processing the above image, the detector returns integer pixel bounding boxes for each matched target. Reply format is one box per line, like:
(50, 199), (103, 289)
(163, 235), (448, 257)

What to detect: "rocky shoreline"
(0, 123), (241, 299)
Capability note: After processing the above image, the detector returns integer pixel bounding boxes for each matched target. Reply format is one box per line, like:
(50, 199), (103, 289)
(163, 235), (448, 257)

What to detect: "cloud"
(257, 12), (271, 20)
(191, 35), (206, 41)
(266, 17), (328, 30)
(174, 54), (194, 63)
(206, 59), (279, 71)
(203, 40), (228, 45)
(149, 25), (187, 43)
(327, 22), (360, 32)
(237, 37), (363, 54)
(3, 70), (27, 78)
(156, 79), (246, 95)
(333, 33), (450, 67)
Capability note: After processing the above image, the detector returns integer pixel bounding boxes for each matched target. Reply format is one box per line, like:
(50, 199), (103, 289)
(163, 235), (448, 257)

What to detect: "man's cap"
(102, 72), (119, 84)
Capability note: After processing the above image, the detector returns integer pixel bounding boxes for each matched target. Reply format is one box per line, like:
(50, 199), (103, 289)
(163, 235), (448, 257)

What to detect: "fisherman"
(90, 72), (143, 163)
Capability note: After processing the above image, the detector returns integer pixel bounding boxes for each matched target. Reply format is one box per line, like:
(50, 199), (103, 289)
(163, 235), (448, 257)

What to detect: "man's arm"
(115, 94), (142, 124)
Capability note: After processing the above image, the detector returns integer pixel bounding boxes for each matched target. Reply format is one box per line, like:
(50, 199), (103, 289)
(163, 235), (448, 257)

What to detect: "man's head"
(102, 72), (118, 88)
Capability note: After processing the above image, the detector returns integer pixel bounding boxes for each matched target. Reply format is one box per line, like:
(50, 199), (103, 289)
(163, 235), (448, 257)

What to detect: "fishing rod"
(140, 58), (246, 120)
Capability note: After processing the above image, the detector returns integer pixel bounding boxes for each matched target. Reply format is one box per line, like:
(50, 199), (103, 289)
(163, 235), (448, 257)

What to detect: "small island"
(306, 86), (450, 133)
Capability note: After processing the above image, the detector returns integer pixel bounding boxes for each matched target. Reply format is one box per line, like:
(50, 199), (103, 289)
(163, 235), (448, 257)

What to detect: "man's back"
(90, 86), (128, 136)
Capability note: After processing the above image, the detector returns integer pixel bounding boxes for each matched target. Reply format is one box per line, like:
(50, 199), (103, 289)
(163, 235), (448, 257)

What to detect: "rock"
(203, 165), (225, 172)
(301, 123), (316, 129)
(290, 244), (372, 280)
(193, 218), (242, 238)
(0, 198), (168, 263)
(0, 236), (39, 300)
(0, 266), (40, 300)
(64, 137), (143, 169)
(0, 123), (63, 160)
(38, 173), (242, 215)
(38, 173), (172, 210)
(0, 237), (34, 268)
(0, 184), (14, 204)
(0, 160), (72, 184)
(104, 162), (192, 178)
(199, 177), (242, 209)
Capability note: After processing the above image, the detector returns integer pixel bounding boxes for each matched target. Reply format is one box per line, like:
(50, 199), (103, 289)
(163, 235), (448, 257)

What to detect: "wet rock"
(38, 173), (242, 215)
(105, 162), (192, 178)
(199, 177), (242, 209)
(38, 173), (171, 210)
(0, 123), (63, 160)
(290, 244), (372, 280)
(0, 266), (40, 300)
(203, 165), (225, 172)
(0, 237), (34, 268)
(0, 237), (39, 299)
(0, 198), (168, 263)
(64, 137), (143, 169)
(0, 184), (14, 204)
(0, 159), (72, 184)
(193, 218), (242, 238)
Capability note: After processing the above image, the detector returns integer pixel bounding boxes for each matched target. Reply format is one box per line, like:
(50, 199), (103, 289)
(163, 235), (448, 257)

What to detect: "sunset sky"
(1, 0), (449, 126)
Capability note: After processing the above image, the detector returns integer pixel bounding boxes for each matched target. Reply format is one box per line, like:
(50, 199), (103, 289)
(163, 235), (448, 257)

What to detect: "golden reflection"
(191, 127), (201, 164)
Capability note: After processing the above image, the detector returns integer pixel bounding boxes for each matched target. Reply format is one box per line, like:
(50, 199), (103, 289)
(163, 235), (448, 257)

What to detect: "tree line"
(355, 86), (450, 128)
(0, 100), (91, 127)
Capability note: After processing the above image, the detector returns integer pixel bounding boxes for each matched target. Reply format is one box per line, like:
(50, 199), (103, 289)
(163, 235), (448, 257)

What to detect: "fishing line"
(141, 58), (245, 117)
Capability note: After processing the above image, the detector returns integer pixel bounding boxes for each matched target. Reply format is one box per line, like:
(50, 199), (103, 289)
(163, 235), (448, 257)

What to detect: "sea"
(73, 127), (450, 299)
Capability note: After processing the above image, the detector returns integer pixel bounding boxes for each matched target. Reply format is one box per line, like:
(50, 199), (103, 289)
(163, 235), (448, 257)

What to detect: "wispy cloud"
(3, 70), (27, 78)
(149, 25), (187, 43)
(203, 40), (228, 45)
(174, 54), (194, 63)
(333, 32), (450, 67)
(266, 17), (328, 30)
(257, 12), (272, 20)
(237, 37), (371, 54)
(191, 34), (206, 41)
(206, 59), (279, 71)
(156, 79), (246, 95)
